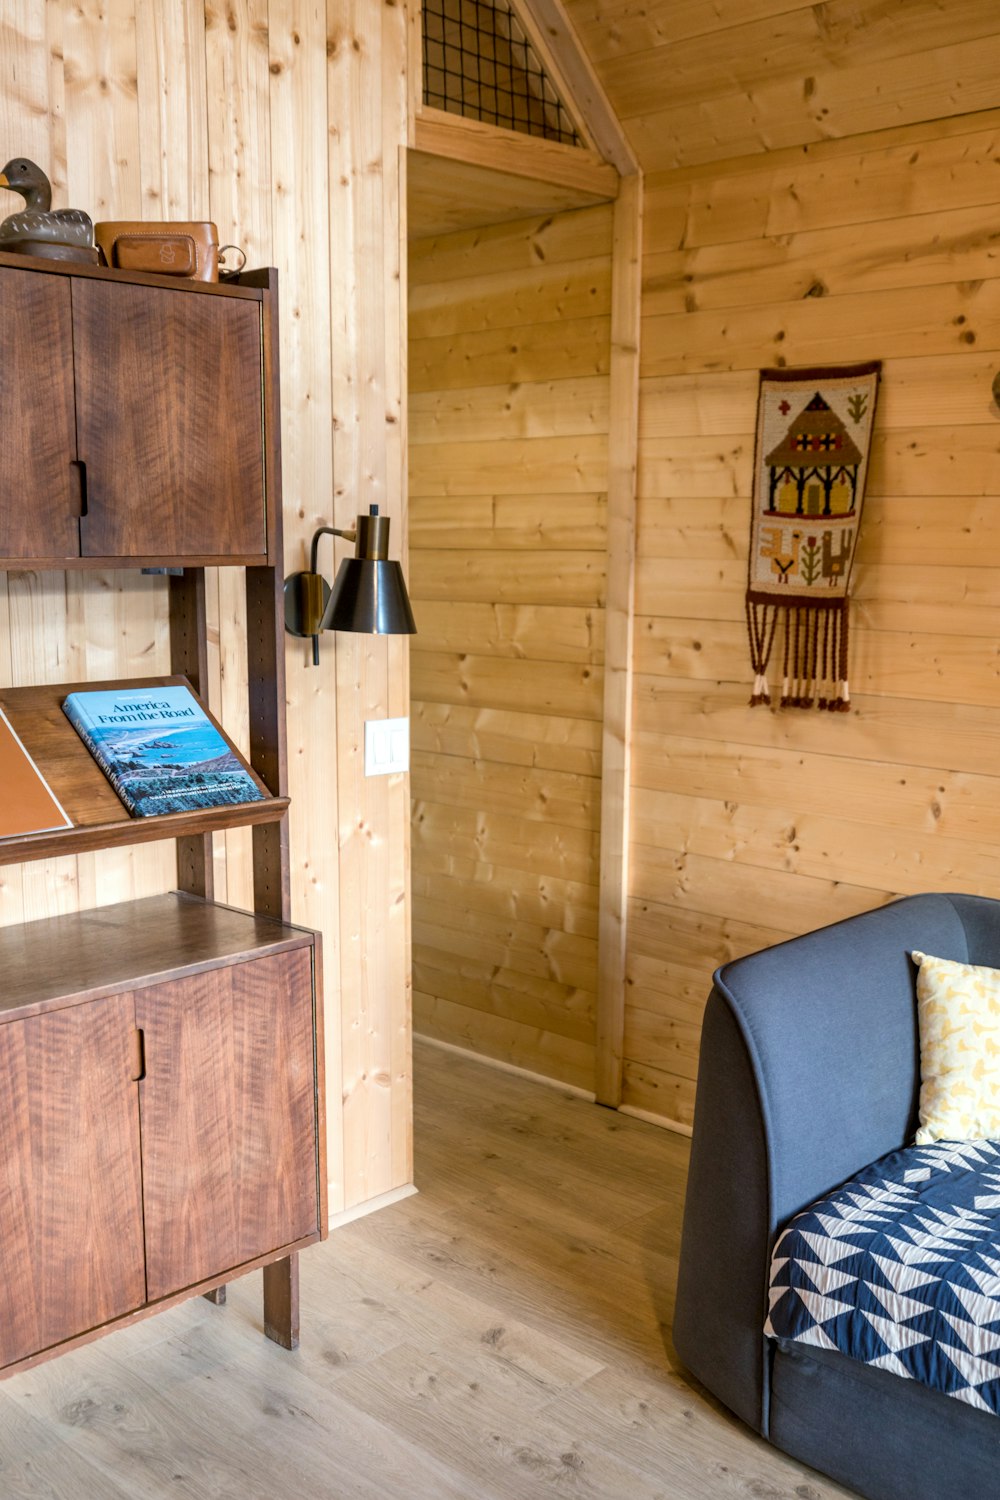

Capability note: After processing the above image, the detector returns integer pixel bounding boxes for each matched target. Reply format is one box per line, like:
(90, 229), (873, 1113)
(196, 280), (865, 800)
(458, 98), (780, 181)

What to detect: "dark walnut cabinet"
(137, 943), (319, 1302)
(0, 899), (324, 1375)
(0, 254), (273, 566)
(0, 266), (79, 558)
(0, 254), (324, 1379)
(0, 991), (147, 1368)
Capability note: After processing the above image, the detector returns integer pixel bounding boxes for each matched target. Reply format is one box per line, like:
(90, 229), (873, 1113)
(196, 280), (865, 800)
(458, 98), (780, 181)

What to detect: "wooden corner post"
(595, 172), (642, 1108)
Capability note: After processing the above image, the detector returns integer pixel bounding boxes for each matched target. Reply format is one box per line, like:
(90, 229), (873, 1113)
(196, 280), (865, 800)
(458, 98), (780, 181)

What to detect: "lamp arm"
(309, 523), (356, 575)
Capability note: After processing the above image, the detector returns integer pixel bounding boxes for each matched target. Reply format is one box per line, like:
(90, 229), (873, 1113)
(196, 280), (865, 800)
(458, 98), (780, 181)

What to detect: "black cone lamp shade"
(284, 504), (416, 665)
(321, 509), (417, 635)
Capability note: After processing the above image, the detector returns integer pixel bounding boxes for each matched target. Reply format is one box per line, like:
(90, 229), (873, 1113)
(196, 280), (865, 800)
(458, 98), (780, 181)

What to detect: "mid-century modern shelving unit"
(0, 248), (326, 1377)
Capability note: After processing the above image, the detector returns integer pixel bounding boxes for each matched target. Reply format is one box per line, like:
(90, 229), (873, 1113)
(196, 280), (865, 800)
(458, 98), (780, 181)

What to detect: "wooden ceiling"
(407, 109), (618, 240)
(560, 0), (1000, 173)
(408, 149), (613, 237)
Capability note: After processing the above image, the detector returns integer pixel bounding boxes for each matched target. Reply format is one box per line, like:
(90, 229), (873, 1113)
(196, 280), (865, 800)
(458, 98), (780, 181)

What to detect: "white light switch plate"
(364, 716), (409, 777)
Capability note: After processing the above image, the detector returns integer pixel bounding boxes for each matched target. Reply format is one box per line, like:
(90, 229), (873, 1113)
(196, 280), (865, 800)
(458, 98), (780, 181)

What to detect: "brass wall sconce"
(284, 505), (417, 665)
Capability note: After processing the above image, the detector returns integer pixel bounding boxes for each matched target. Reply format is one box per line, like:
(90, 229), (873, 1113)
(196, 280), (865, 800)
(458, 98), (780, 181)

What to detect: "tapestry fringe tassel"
(746, 600), (850, 712)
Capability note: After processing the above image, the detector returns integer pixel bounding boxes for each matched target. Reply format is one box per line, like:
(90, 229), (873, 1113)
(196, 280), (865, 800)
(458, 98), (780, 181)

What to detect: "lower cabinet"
(139, 948), (318, 1300)
(0, 993), (146, 1368)
(0, 895), (324, 1374)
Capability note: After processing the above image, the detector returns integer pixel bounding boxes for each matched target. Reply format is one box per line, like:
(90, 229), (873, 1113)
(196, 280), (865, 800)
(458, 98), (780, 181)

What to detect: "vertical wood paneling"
(0, 3), (50, 931)
(135, 0), (209, 221)
(409, 200), (612, 1092)
(63, 0), (174, 917)
(44, 3), (68, 202)
(0, 0), (415, 1214)
(63, 0), (142, 220)
(4, 5), (86, 921)
(269, 0), (343, 1211)
(328, 0), (413, 1210)
(130, 0), (208, 943)
(388, 112), (414, 1190)
(205, 0), (272, 916)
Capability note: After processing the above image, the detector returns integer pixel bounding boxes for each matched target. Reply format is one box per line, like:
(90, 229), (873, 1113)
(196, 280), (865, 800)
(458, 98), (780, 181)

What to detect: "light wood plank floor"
(0, 1039), (854, 1498)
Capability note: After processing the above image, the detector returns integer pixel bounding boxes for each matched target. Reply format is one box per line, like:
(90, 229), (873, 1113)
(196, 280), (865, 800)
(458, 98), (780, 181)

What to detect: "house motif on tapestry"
(765, 392), (862, 518)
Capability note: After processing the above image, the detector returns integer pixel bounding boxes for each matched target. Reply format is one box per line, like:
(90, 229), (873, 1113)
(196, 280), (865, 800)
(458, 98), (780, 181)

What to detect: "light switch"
(364, 716), (409, 776)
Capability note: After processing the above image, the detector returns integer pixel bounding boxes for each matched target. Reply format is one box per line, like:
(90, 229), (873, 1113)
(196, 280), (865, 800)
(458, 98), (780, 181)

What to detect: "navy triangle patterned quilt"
(766, 1139), (1000, 1414)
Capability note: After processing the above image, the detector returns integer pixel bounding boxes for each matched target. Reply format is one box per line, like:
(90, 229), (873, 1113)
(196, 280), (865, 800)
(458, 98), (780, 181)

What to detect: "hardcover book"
(62, 685), (266, 818)
(0, 706), (73, 837)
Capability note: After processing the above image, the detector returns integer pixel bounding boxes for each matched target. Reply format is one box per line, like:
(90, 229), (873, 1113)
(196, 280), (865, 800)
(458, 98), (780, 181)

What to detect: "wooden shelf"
(0, 674), (288, 867)
(0, 892), (315, 1023)
(0, 260), (317, 1375)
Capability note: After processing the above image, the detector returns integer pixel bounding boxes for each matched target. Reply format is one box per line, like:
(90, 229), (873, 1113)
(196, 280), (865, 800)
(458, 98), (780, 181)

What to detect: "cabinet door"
(137, 949), (319, 1301)
(0, 266), (80, 559)
(0, 994), (145, 1368)
(72, 279), (267, 561)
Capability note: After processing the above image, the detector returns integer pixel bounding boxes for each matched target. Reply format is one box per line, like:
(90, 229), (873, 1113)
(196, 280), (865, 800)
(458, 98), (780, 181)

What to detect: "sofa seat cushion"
(766, 1138), (1000, 1414)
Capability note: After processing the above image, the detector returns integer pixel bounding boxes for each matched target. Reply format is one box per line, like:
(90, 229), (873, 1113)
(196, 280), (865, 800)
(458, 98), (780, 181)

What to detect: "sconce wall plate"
(284, 570), (331, 639)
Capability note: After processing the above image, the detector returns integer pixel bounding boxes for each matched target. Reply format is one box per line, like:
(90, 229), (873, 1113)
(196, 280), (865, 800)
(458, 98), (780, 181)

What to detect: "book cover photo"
(0, 706), (73, 837)
(63, 685), (267, 818)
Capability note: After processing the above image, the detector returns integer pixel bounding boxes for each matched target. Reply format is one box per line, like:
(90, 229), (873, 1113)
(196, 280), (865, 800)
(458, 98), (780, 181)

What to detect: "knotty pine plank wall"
(0, 0), (412, 1213)
(628, 109), (1000, 1128)
(408, 203), (612, 1089)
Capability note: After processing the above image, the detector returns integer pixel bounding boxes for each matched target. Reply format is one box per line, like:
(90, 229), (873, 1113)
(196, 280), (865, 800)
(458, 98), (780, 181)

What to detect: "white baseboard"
(416, 1031), (693, 1139)
(328, 1182), (418, 1231)
(416, 1031), (597, 1102)
(619, 1103), (693, 1138)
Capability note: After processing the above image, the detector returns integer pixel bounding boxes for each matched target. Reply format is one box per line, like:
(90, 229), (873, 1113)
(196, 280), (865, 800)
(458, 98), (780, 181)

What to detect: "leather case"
(94, 221), (220, 281)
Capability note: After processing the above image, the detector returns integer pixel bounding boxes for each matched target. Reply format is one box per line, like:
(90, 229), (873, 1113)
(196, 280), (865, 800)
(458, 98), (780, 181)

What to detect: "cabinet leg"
(203, 1285), (227, 1306)
(263, 1254), (299, 1350)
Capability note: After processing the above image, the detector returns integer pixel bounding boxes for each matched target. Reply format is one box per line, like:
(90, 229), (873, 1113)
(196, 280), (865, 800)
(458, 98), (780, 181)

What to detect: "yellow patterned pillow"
(912, 950), (1000, 1145)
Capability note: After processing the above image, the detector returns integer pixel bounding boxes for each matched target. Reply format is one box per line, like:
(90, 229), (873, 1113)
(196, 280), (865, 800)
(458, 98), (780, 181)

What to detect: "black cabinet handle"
(70, 459), (88, 517)
(130, 1027), (146, 1083)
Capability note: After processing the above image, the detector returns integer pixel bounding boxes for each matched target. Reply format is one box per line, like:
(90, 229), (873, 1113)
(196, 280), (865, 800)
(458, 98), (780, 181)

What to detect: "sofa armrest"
(673, 988), (771, 1432)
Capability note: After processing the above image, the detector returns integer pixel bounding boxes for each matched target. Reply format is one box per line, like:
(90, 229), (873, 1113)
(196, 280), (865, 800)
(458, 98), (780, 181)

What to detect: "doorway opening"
(406, 147), (615, 1100)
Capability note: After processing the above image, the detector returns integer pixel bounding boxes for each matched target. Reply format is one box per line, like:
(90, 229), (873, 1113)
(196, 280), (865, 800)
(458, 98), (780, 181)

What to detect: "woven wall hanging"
(746, 361), (880, 711)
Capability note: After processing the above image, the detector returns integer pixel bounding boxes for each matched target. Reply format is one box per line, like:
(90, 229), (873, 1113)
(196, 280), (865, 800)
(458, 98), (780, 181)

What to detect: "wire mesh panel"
(422, 0), (581, 146)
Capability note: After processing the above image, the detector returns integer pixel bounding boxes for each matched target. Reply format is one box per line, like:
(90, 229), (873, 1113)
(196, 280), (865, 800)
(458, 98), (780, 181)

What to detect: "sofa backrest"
(673, 892), (1000, 1436)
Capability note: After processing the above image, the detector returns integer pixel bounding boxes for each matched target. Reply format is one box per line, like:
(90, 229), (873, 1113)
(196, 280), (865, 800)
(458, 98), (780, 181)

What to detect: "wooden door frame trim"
(512, 0), (637, 174)
(413, 108), (618, 200)
(406, 0), (642, 1110)
(408, 0), (636, 178)
(595, 171), (642, 1109)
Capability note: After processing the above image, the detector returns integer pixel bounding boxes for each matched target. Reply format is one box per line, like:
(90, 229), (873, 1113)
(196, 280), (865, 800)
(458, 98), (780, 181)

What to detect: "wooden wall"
(408, 201), (612, 1089)
(405, 2), (1000, 1134)
(0, 0), (413, 1214)
(626, 109), (1000, 1128)
(561, 0), (1000, 173)
(11, 0), (999, 1176)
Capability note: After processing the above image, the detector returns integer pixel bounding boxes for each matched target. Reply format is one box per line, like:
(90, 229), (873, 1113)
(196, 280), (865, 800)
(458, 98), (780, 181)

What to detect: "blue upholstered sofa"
(674, 893), (1000, 1500)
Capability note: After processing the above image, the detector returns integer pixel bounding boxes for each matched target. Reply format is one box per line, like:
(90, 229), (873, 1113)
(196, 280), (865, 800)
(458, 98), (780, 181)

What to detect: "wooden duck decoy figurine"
(0, 158), (98, 263)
